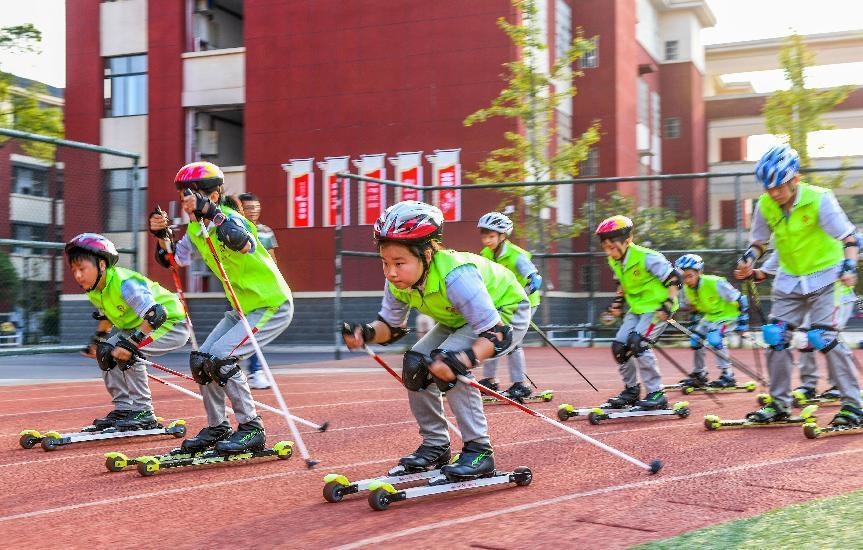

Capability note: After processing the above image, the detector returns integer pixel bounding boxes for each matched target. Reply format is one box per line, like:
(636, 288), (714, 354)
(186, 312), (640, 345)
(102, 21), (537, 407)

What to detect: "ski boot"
(390, 442), (452, 475)
(441, 441), (494, 482)
(180, 422), (233, 453)
(116, 410), (159, 431)
(502, 381), (532, 401)
(215, 417), (266, 454)
(792, 386), (818, 406)
(633, 390), (668, 410)
(708, 372), (737, 388)
(604, 384), (641, 409)
(92, 410), (130, 431)
(478, 378), (499, 392)
(820, 386), (841, 400)
(830, 404), (863, 427)
(679, 371), (709, 389)
(745, 402), (791, 424)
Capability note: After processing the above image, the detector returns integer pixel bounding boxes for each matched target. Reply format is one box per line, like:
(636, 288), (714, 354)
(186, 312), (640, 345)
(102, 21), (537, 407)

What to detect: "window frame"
(103, 54), (148, 118)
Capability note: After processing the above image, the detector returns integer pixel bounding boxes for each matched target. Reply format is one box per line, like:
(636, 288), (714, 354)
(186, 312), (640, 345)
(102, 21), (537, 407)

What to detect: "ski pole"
(667, 318), (767, 385)
(187, 192), (317, 468)
(529, 320), (598, 391)
(139, 358), (328, 432)
(651, 343), (722, 406)
(361, 346), (463, 440)
(154, 205), (199, 350)
(454, 372), (661, 475)
(744, 278), (767, 383)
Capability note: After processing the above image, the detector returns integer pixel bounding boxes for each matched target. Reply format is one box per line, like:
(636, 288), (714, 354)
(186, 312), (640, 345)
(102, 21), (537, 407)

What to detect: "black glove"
(82, 330), (110, 356)
(148, 206), (173, 239)
(114, 336), (143, 370)
(192, 191), (222, 222)
(657, 299), (674, 316)
(342, 322), (375, 346)
(430, 348), (478, 377)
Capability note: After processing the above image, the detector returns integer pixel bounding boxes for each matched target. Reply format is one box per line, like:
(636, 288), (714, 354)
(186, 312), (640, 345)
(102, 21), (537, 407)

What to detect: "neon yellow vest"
(608, 243), (677, 314)
(683, 274), (739, 322)
(86, 266), (184, 340)
(389, 249), (527, 328)
(757, 183), (843, 276)
(481, 241), (540, 308)
(187, 207), (292, 312)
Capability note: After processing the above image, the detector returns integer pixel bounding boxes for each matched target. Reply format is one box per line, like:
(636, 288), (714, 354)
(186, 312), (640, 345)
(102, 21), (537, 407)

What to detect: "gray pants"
(409, 301), (531, 447)
(797, 298), (855, 390)
(614, 312), (666, 393)
(198, 301), (293, 426)
(105, 322), (190, 411)
(691, 319), (731, 375)
(482, 306), (537, 385)
(767, 283), (860, 409)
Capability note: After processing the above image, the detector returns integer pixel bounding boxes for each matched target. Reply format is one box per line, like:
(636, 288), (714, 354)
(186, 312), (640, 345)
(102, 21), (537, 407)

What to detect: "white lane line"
(336, 446), (863, 549)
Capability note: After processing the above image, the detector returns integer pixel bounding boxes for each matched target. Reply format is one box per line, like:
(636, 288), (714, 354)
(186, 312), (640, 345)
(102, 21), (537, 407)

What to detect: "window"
(104, 168), (147, 232)
(637, 79), (649, 125)
(579, 147), (599, 177)
(664, 117), (681, 139)
(651, 91), (661, 136)
(103, 55), (147, 117)
(578, 37), (599, 69)
(664, 40), (679, 61)
(554, 0), (572, 62)
(12, 165), (47, 196)
(12, 223), (47, 254)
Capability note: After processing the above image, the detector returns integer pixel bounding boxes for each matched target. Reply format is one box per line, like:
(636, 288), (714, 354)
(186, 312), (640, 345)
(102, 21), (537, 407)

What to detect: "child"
(238, 192), (279, 390)
(734, 144), (862, 426)
(598, 215), (680, 409)
(476, 211), (542, 399)
(66, 233), (189, 430)
(148, 161), (294, 453)
(343, 201), (531, 481)
(674, 253), (749, 388)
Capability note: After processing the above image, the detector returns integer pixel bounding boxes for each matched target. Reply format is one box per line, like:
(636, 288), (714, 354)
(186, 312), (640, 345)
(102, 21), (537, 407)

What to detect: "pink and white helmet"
(65, 233), (120, 266)
(373, 201), (444, 244)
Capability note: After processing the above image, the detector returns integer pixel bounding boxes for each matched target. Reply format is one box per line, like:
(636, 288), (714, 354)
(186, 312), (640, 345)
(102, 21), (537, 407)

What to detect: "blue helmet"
(675, 253), (704, 272)
(755, 144), (800, 189)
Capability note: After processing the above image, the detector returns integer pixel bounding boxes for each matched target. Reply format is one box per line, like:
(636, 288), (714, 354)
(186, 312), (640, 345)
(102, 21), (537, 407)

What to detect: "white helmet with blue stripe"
(675, 253), (704, 272)
(755, 144), (800, 189)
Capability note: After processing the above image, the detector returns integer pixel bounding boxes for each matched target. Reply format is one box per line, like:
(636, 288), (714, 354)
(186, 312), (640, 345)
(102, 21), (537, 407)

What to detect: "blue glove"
(734, 314), (749, 333)
(525, 273), (542, 295)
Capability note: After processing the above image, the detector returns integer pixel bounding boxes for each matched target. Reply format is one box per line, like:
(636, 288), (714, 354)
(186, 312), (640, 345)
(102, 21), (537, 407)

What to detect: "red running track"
(2, 347), (863, 549)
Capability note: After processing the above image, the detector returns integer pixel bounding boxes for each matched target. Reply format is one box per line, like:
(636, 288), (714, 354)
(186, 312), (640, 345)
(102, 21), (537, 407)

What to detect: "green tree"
(0, 251), (20, 310)
(0, 23), (64, 159)
(763, 34), (852, 187)
(463, 0), (601, 247)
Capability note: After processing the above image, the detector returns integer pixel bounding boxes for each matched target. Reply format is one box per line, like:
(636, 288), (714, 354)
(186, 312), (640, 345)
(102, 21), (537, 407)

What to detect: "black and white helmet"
(477, 211), (513, 236)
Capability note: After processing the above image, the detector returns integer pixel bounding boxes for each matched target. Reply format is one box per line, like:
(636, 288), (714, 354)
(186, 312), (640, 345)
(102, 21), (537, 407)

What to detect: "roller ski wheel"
(365, 467), (533, 511)
(40, 432), (62, 452)
(757, 393), (772, 406)
(133, 440), (294, 476)
(803, 423), (822, 439)
(18, 430), (42, 449)
(703, 405), (818, 430)
(104, 452), (130, 472)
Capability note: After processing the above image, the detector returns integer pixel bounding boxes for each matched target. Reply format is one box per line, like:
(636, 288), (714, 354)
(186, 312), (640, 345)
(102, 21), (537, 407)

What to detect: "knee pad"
(707, 330), (724, 349)
(807, 326), (839, 354)
(689, 335), (703, 350)
(96, 342), (116, 372)
(402, 350), (432, 391)
(611, 340), (631, 365)
(190, 351), (212, 385)
(626, 331), (648, 357)
(762, 322), (790, 350)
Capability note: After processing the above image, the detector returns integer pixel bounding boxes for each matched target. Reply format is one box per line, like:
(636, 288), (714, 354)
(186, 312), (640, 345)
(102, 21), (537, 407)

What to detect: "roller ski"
(323, 443), (453, 503)
(789, 387), (862, 407)
(364, 442), (532, 511)
(556, 384), (641, 421)
(483, 389), (554, 405)
(104, 422), (233, 471)
(587, 400), (691, 425)
(803, 404), (863, 439)
(704, 399), (818, 430)
(131, 440), (293, 476)
(682, 377), (757, 395)
(19, 412), (186, 451)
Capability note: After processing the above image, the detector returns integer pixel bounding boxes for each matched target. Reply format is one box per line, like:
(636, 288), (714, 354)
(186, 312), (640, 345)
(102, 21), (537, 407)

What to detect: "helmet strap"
(412, 244), (434, 290)
(86, 259), (105, 293)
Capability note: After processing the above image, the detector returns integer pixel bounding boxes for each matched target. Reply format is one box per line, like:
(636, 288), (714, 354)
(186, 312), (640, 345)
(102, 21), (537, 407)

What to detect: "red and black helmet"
(65, 233), (120, 266)
(174, 161), (224, 191)
(373, 201), (444, 244)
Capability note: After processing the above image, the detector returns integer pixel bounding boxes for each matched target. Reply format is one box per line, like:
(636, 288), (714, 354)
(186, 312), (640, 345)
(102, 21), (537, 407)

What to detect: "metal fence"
(334, 165), (863, 348)
(0, 128), (141, 352)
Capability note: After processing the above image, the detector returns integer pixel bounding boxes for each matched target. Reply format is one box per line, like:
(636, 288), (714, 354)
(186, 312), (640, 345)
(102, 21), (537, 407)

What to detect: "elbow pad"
(215, 218), (253, 252)
(143, 303), (167, 330)
(663, 269), (683, 289)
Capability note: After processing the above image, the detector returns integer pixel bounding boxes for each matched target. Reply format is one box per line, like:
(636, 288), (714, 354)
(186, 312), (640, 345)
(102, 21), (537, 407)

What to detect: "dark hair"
(377, 239), (443, 258)
(222, 194), (244, 214)
(67, 249), (102, 267)
(238, 192), (259, 202)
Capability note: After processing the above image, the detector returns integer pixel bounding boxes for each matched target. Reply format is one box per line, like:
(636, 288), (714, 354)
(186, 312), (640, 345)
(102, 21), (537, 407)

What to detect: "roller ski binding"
(483, 388), (554, 405)
(323, 443), (453, 503)
(683, 378), (756, 395)
(679, 371), (709, 389)
(104, 423), (232, 472)
(129, 440), (294, 476)
(556, 385), (641, 421)
(803, 404), (863, 439)
(704, 397), (818, 430)
(587, 401), (691, 425)
(20, 417), (186, 452)
(365, 443), (531, 511)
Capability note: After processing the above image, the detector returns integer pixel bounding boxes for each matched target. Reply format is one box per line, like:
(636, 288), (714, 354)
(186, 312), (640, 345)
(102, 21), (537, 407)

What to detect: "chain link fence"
(0, 128), (141, 352)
